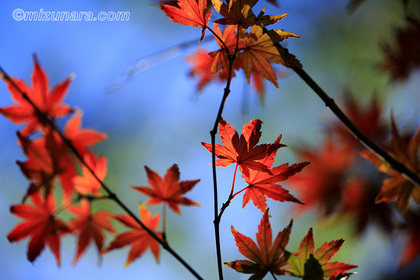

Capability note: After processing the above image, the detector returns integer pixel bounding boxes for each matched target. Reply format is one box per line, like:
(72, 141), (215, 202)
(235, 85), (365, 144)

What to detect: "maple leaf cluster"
(161, 0), (301, 97)
(200, 119), (355, 279)
(177, 7), (361, 268)
(2, 57), (200, 267)
(202, 118), (309, 212)
(225, 209), (357, 280)
(5, 1), (419, 278)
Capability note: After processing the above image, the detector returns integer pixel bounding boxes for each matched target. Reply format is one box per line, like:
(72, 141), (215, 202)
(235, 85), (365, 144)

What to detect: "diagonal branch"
(267, 39), (420, 188)
(0, 66), (204, 280)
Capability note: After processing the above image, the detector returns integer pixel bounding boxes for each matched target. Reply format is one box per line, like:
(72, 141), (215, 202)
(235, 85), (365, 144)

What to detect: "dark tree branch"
(210, 52), (236, 280)
(271, 44), (420, 188)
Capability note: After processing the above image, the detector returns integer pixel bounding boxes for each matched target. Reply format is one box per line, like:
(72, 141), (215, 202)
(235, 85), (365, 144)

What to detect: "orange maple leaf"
(131, 164), (200, 214)
(68, 198), (115, 265)
(161, 0), (212, 42)
(212, 0), (287, 28)
(286, 228), (357, 279)
(212, 0), (258, 28)
(73, 152), (107, 196)
(7, 193), (71, 266)
(208, 23), (240, 74)
(102, 204), (162, 267)
(361, 115), (420, 213)
(0, 55), (73, 136)
(225, 209), (292, 279)
(202, 119), (284, 177)
(238, 25), (299, 87)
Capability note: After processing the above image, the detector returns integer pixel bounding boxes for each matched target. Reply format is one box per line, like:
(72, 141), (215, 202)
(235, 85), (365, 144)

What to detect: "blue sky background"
(1, 0), (419, 279)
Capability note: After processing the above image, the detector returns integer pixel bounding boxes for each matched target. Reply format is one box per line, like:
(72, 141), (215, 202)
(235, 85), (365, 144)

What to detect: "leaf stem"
(229, 164), (239, 198)
(231, 187), (248, 200)
(0, 66), (204, 280)
(206, 26), (230, 55)
(217, 164), (239, 222)
(162, 203), (167, 242)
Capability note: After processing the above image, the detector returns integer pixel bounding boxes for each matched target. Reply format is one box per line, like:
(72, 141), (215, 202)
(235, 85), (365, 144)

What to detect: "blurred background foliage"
(0, 0), (419, 279)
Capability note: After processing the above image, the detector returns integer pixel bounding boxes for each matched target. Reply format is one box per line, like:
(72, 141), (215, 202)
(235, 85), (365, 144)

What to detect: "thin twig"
(216, 164), (238, 221)
(206, 26), (230, 54)
(107, 38), (204, 93)
(0, 66), (204, 280)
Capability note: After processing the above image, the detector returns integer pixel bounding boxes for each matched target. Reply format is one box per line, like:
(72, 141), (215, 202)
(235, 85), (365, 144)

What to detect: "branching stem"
(217, 164), (239, 222)
(206, 26), (230, 55)
(229, 164), (239, 199)
(210, 46), (237, 280)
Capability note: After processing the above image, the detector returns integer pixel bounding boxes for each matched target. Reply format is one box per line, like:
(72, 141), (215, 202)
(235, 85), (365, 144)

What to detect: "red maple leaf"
(202, 119), (284, 177)
(16, 132), (56, 198)
(251, 71), (266, 98)
(161, 0), (212, 42)
(102, 204), (162, 267)
(230, 131), (308, 211)
(7, 193), (71, 266)
(68, 198), (115, 264)
(396, 211), (420, 269)
(286, 228), (357, 279)
(186, 48), (219, 90)
(0, 55), (73, 136)
(330, 92), (387, 151)
(16, 129), (77, 200)
(288, 138), (356, 215)
(131, 164), (200, 214)
(339, 177), (396, 235)
(73, 152), (107, 196)
(64, 110), (108, 156)
(241, 161), (309, 212)
(380, 16), (420, 81)
(361, 116), (420, 213)
(225, 209), (292, 279)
